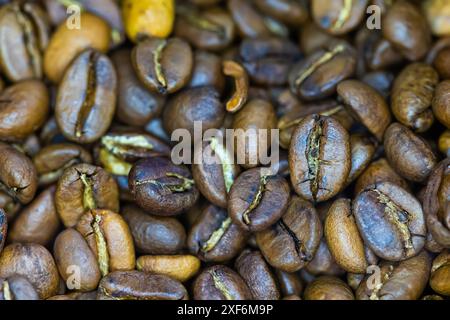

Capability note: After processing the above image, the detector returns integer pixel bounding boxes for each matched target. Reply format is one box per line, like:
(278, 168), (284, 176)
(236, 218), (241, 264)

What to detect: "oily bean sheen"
(391, 63), (438, 132)
(193, 265), (253, 300)
(384, 123), (437, 182)
(256, 196), (322, 272)
(337, 80), (391, 141)
(235, 249), (280, 300)
(56, 49), (117, 144)
(132, 38), (193, 95)
(0, 142), (38, 204)
(0, 275), (39, 300)
(325, 198), (368, 274)
(356, 251), (432, 300)
(276, 270), (303, 297)
(98, 271), (188, 300)
(122, 205), (186, 255)
(353, 182), (426, 261)
(187, 204), (248, 263)
(129, 157), (199, 216)
(229, 168), (290, 232)
(0, 80), (49, 142)
(289, 115), (351, 202)
(304, 276), (354, 300)
(254, 0), (308, 26)
(55, 164), (119, 228)
(0, 243), (59, 299)
(432, 80), (450, 129)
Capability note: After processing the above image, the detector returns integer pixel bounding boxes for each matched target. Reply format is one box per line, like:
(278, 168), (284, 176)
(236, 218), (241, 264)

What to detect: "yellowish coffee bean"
(136, 255), (201, 282)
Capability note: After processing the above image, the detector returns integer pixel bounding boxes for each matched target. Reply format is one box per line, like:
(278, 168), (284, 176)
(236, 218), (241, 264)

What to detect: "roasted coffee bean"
(187, 204), (248, 262)
(192, 138), (241, 208)
(325, 199), (368, 273)
(426, 37), (450, 79)
(98, 271), (188, 300)
(56, 49), (117, 144)
(0, 2), (49, 81)
(0, 209), (6, 254)
(239, 37), (300, 86)
(429, 250), (450, 296)
(312, 0), (368, 35)
(439, 130), (450, 157)
(189, 51), (225, 93)
(222, 60), (248, 112)
(175, 4), (235, 51)
(362, 33), (404, 72)
(235, 249), (280, 300)
(0, 193), (20, 222)
(136, 255), (201, 282)
(423, 0), (450, 36)
(193, 265), (253, 300)
(337, 80), (391, 141)
(0, 80), (49, 142)
(346, 134), (377, 185)
(76, 209), (135, 276)
(304, 276), (354, 300)
(356, 250), (432, 300)
(33, 143), (93, 186)
(353, 181), (426, 261)
(347, 273), (365, 291)
(0, 243), (59, 299)
(361, 71), (395, 99)
(53, 228), (101, 291)
(122, 0), (175, 42)
(123, 205), (186, 255)
(354, 158), (410, 195)
(391, 63), (438, 132)
(47, 291), (97, 301)
(256, 196), (322, 272)
(229, 168), (290, 232)
(382, 1), (431, 61)
(384, 123), (437, 182)
(9, 186), (60, 246)
(227, 0), (289, 38)
(55, 163), (119, 228)
(300, 21), (340, 55)
(112, 49), (165, 127)
(0, 142), (38, 204)
(129, 157), (199, 216)
(289, 41), (356, 101)
(289, 115), (351, 202)
(276, 270), (303, 297)
(132, 38), (193, 95)
(163, 87), (224, 136)
(44, 13), (110, 83)
(432, 80), (450, 129)
(423, 158), (450, 247)
(0, 275), (39, 300)
(304, 239), (345, 277)
(254, 0), (308, 26)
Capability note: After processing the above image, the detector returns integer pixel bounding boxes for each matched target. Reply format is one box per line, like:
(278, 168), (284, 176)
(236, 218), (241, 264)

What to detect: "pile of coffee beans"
(0, 0), (449, 300)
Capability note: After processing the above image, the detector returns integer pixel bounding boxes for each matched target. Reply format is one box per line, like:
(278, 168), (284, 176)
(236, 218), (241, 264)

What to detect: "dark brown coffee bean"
(187, 204), (248, 262)
(98, 271), (188, 300)
(256, 196), (322, 272)
(0, 275), (39, 300)
(112, 49), (165, 127)
(384, 123), (437, 182)
(432, 80), (450, 129)
(33, 143), (93, 186)
(356, 250), (431, 300)
(304, 239), (345, 277)
(0, 142), (38, 204)
(53, 228), (101, 292)
(123, 205), (186, 255)
(235, 249), (280, 300)
(382, 1), (431, 61)
(132, 38), (193, 95)
(0, 243), (59, 299)
(56, 49), (117, 144)
(289, 115), (351, 202)
(0, 209), (6, 254)
(128, 157), (199, 216)
(163, 87), (224, 136)
(391, 63), (438, 132)
(0, 2), (49, 81)
(312, 0), (368, 35)
(300, 21), (340, 55)
(361, 71), (394, 99)
(175, 5), (235, 51)
(193, 265), (253, 300)
(192, 138), (241, 208)
(0, 80), (49, 142)
(9, 186), (60, 246)
(189, 51), (225, 93)
(229, 168), (290, 232)
(254, 0), (308, 26)
(337, 80), (391, 141)
(289, 41), (356, 101)
(276, 270), (303, 297)
(346, 134), (377, 185)
(353, 181), (426, 261)
(55, 163), (119, 228)
(429, 250), (450, 296)
(304, 276), (354, 300)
